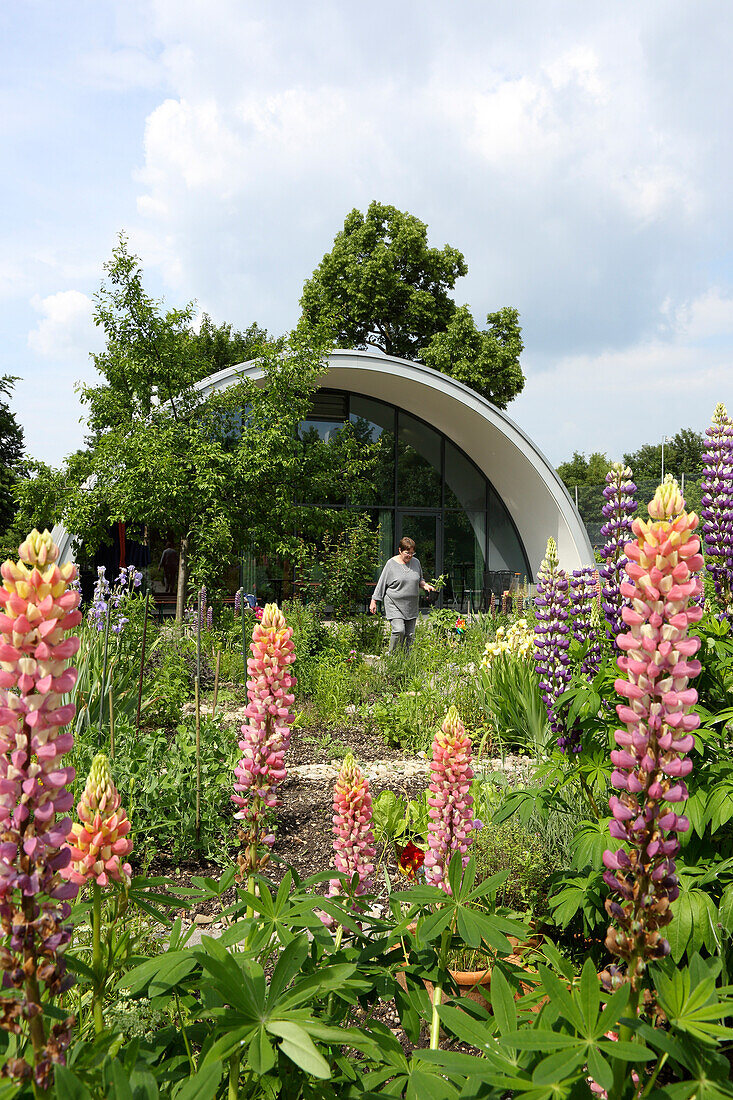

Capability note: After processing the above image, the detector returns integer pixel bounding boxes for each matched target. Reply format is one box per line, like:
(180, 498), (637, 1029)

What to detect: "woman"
(369, 537), (436, 653)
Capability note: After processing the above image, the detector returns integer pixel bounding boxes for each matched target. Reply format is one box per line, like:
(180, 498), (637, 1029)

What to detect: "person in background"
(369, 536), (436, 653)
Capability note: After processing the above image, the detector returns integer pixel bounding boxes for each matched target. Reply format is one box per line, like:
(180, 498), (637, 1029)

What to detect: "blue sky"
(2, 0), (732, 469)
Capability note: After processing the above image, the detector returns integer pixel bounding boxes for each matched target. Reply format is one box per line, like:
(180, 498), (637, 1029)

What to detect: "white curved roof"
(198, 348), (593, 575)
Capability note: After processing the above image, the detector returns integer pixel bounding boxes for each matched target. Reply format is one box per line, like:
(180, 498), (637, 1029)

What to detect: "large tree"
(622, 428), (705, 483)
(301, 202), (467, 358)
(17, 237), (377, 616)
(301, 202), (525, 407)
(0, 376), (25, 536)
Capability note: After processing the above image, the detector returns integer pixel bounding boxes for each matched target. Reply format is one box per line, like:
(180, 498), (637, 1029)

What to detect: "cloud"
(28, 291), (99, 361)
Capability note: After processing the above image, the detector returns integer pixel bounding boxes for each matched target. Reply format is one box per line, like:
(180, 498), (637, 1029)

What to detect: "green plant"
(477, 649), (549, 757)
(317, 512), (380, 618)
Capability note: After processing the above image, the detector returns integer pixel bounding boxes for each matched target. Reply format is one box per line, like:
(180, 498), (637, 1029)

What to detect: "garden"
(1, 403), (733, 1099)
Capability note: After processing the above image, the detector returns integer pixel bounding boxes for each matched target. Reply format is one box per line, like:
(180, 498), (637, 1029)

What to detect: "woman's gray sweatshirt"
(372, 557), (423, 620)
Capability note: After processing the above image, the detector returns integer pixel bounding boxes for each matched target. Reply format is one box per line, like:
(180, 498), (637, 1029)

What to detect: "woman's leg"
(403, 617), (417, 652)
(388, 616), (406, 653)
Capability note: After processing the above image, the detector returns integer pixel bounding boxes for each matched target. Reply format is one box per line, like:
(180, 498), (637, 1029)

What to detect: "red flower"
(398, 841), (425, 877)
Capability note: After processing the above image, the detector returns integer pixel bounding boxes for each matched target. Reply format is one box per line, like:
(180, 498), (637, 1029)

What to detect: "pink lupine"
(232, 602), (295, 877)
(0, 529), (81, 1088)
(65, 754), (133, 887)
(328, 754), (376, 901)
(424, 707), (475, 894)
(602, 478), (703, 991)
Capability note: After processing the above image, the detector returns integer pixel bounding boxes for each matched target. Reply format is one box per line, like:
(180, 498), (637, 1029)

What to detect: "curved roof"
(197, 348), (593, 574)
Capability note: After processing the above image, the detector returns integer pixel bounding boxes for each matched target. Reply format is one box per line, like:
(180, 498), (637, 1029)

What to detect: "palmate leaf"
(266, 1020), (331, 1080)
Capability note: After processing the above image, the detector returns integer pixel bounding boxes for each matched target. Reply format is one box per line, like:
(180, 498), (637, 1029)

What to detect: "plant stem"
(212, 649), (221, 716)
(175, 991), (196, 1076)
(98, 602), (111, 750)
(430, 928), (451, 1050)
(108, 683), (115, 760)
(637, 1052), (668, 1099)
(92, 882), (104, 1035)
(228, 1051), (241, 1099)
(579, 771), (601, 819)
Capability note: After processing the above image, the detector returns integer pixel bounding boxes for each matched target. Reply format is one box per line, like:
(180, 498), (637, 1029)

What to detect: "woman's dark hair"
(398, 537), (416, 551)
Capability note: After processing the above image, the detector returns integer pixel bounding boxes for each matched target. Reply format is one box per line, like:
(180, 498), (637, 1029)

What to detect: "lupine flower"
(701, 402), (733, 619)
(88, 565), (140, 635)
(0, 530), (81, 1088)
(234, 588), (243, 614)
(533, 538), (573, 750)
(570, 566), (602, 679)
(65, 754), (133, 887)
(424, 707), (476, 894)
(198, 586), (207, 630)
(328, 754), (376, 901)
(602, 478), (703, 992)
(206, 606), (213, 631)
(599, 462), (638, 642)
(232, 603), (296, 877)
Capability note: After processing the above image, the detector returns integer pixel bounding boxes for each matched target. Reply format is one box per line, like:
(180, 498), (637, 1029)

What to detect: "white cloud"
(28, 291), (99, 361)
(80, 47), (164, 91)
(670, 288), (733, 341)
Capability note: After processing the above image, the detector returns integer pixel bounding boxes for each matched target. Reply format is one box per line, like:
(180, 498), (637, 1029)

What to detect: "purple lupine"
(533, 537), (573, 750)
(198, 586), (207, 630)
(570, 567), (602, 679)
(701, 402), (733, 620)
(234, 588), (243, 614)
(599, 462), (637, 642)
(602, 479), (703, 992)
(207, 606), (213, 631)
(424, 707), (476, 894)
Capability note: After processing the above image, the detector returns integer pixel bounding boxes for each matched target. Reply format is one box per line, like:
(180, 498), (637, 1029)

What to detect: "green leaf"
(536, 966), (584, 1033)
(437, 1005), (495, 1052)
(499, 1030), (581, 1051)
(579, 957), (600, 1032)
(667, 893), (694, 962)
(54, 1066), (93, 1100)
(173, 1062), (224, 1100)
(267, 937), (309, 1005)
(267, 1021), (331, 1080)
(490, 966), (517, 1037)
(531, 1048), (585, 1085)
(597, 1041), (654, 1061)
(248, 1028), (276, 1076)
(586, 1046), (613, 1093)
(719, 884), (733, 935)
(107, 1061), (134, 1100)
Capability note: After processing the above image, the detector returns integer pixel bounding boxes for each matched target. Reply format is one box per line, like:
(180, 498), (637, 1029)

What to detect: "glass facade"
(294, 389), (531, 607)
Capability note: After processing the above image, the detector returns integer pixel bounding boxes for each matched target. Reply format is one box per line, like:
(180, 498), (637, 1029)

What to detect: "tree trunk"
(176, 535), (188, 621)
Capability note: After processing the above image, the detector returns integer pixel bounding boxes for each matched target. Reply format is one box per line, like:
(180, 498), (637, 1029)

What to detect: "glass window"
(444, 442), (487, 511)
(488, 486), (530, 579)
(349, 395), (395, 505)
(444, 511), (486, 597)
(397, 412), (442, 507)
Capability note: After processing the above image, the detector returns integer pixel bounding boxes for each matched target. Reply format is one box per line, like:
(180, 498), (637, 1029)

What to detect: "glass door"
(396, 512), (439, 605)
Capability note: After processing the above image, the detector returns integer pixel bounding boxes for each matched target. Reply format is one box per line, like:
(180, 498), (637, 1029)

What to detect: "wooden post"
(109, 683), (115, 760)
(195, 589), (202, 844)
(136, 591), (150, 734)
(98, 601), (111, 750)
(212, 649), (221, 717)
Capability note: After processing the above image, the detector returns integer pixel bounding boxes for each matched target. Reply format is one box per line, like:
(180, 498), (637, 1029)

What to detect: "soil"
(142, 718), (430, 920)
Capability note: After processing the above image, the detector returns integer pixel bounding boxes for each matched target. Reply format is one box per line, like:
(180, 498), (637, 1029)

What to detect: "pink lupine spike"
(601, 478), (703, 994)
(64, 754), (133, 887)
(423, 706), (477, 895)
(326, 754), (376, 910)
(232, 603), (295, 878)
(0, 530), (81, 1088)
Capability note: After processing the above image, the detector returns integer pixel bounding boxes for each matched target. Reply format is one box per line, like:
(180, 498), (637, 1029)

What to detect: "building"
(196, 348), (592, 606)
(52, 348), (591, 609)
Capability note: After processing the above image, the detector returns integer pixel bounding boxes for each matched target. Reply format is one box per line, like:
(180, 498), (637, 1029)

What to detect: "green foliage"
(300, 201), (467, 359)
(477, 651), (548, 756)
(316, 512), (380, 618)
(555, 449), (611, 489)
(0, 375), (24, 539)
(623, 426), (705, 482)
(421, 304), (525, 409)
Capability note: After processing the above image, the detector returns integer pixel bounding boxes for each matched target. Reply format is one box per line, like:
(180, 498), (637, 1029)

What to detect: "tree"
(301, 202), (525, 407)
(0, 376), (24, 537)
(301, 202), (467, 359)
(623, 428), (705, 483)
(556, 451), (611, 490)
(420, 305), (524, 408)
(23, 236), (380, 617)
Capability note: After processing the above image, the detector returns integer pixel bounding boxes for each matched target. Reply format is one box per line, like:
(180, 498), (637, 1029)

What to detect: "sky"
(2, 0), (732, 470)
